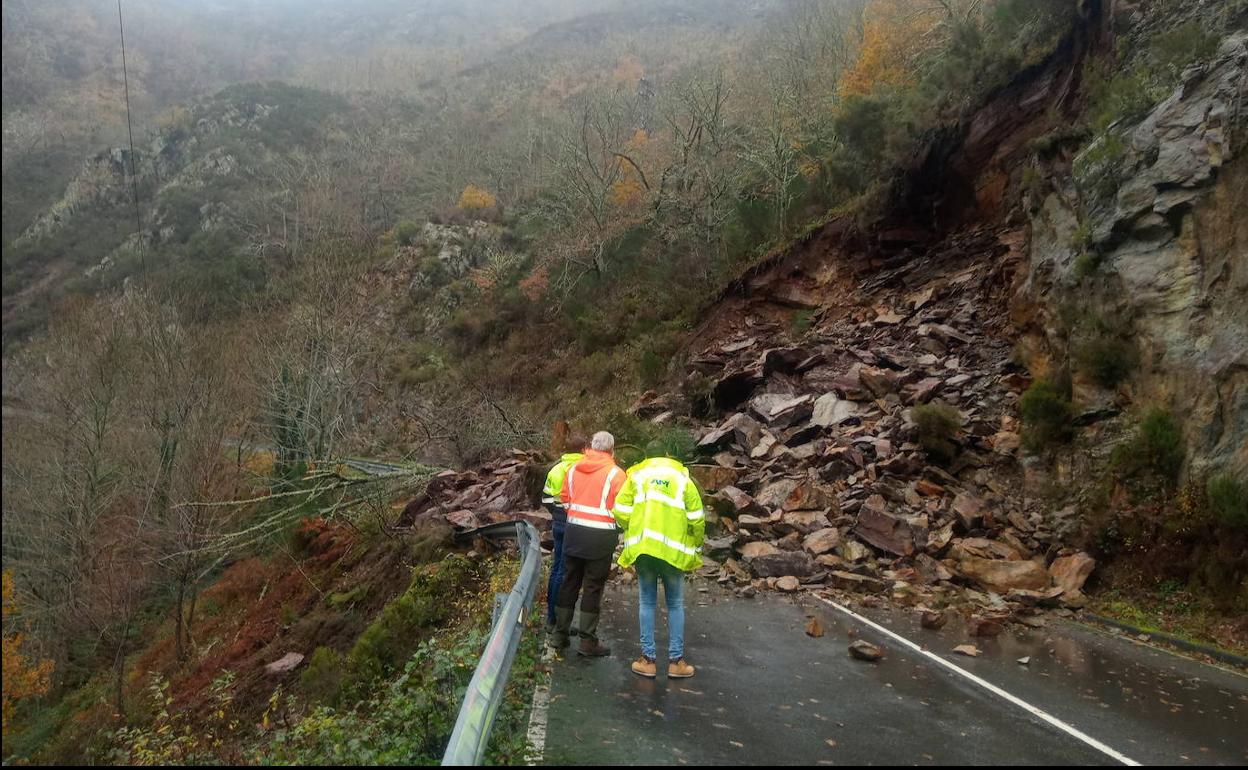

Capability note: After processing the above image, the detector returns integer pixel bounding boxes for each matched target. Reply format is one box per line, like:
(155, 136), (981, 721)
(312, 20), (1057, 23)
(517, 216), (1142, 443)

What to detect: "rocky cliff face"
(1015, 33), (1247, 475)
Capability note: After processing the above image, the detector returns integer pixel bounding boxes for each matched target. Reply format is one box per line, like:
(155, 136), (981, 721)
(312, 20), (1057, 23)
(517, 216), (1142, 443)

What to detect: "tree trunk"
(174, 580), (187, 662)
(112, 642), (127, 719)
(185, 583), (200, 650)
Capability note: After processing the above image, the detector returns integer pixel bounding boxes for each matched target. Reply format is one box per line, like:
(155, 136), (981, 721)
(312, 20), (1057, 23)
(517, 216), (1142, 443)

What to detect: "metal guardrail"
(442, 520), (543, 765)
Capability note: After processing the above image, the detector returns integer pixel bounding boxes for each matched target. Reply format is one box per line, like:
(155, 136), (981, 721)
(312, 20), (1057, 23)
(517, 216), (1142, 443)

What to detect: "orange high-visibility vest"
(560, 449), (625, 531)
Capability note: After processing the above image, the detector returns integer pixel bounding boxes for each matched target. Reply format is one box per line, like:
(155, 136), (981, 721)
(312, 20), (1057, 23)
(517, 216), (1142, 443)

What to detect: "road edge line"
(524, 646), (555, 765)
(814, 595), (1141, 767)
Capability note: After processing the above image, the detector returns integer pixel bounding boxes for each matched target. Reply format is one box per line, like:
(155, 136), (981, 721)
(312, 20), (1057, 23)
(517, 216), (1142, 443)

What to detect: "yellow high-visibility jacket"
(542, 453), (584, 504)
(612, 457), (705, 572)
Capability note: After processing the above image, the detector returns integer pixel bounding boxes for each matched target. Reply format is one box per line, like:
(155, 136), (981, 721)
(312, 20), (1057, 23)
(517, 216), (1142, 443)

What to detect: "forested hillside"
(3, 0), (1246, 764)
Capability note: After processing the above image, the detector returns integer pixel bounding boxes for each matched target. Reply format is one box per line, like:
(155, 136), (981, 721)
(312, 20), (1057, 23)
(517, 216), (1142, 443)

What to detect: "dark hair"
(566, 434), (589, 452)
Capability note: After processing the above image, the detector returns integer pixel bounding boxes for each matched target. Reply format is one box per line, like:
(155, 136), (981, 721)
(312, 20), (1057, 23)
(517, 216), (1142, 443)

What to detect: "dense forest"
(3, 0), (1246, 764)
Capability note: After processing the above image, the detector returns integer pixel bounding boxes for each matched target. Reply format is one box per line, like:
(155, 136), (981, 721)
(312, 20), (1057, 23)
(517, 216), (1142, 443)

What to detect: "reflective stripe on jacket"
(561, 449), (624, 530)
(560, 449), (626, 560)
(542, 453), (584, 505)
(613, 457), (705, 572)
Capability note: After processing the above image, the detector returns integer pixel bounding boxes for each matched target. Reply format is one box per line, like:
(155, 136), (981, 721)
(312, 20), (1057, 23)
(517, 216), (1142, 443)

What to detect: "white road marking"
(524, 646), (556, 765)
(814, 595), (1141, 767)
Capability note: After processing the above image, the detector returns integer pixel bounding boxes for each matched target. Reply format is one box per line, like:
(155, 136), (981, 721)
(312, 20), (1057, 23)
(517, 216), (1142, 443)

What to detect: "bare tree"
(533, 88), (646, 278)
(738, 107), (803, 240)
(1, 297), (151, 715)
(126, 293), (243, 663)
(653, 70), (742, 253)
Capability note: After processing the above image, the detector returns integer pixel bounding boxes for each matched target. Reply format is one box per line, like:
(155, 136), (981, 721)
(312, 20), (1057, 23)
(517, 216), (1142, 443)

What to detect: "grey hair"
(590, 431), (615, 452)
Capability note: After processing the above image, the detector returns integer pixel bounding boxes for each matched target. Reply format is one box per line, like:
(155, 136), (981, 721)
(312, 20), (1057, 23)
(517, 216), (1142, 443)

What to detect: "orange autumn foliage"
(839, 0), (941, 97)
(610, 129), (650, 207)
(518, 264), (550, 301)
(609, 176), (646, 207)
(612, 55), (645, 86)
(457, 184), (497, 211)
(2, 572), (54, 735)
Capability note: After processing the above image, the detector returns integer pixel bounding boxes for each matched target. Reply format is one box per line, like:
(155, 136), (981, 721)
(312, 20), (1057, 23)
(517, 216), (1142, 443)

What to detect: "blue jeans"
(636, 554), (686, 660)
(546, 520), (566, 625)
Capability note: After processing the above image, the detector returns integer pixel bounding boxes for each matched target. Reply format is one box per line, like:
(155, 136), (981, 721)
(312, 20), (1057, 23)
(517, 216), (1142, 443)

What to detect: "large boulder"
(715, 486), (768, 518)
(958, 557), (1051, 592)
(781, 509), (830, 532)
(749, 550), (817, 578)
(702, 535), (738, 562)
(949, 538), (1023, 561)
(838, 539), (872, 562)
(952, 493), (985, 531)
(750, 393), (814, 427)
(803, 528), (842, 555)
(755, 478), (800, 510)
(738, 540), (781, 560)
(858, 366), (898, 399)
(854, 508), (926, 557)
(699, 412), (763, 451)
(811, 392), (863, 427)
(690, 464), (742, 494)
(1049, 552), (1096, 594)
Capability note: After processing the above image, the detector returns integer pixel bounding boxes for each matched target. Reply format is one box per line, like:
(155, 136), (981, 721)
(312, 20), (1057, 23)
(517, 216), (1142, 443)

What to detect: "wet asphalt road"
(539, 582), (1248, 765)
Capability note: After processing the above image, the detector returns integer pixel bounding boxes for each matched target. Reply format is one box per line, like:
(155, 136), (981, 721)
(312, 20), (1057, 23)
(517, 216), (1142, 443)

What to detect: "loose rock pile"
(646, 227), (1098, 626)
(399, 228), (1100, 631)
(399, 450), (550, 532)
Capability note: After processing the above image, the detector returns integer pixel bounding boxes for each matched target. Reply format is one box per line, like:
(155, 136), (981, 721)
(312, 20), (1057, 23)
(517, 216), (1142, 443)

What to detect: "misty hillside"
(3, 0), (1246, 765)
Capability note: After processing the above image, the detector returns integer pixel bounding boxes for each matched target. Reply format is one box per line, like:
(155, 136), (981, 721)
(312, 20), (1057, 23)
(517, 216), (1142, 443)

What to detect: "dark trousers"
(546, 521), (566, 624)
(557, 554), (611, 614)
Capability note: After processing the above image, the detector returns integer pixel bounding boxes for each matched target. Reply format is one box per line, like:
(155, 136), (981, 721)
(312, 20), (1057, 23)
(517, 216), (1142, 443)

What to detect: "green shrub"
(830, 95), (892, 194)
(1135, 408), (1184, 481)
(790, 309), (815, 335)
(1082, 64), (1155, 134)
(641, 428), (699, 466)
(1072, 250), (1101, 281)
(638, 350), (666, 388)
(1082, 19), (1219, 135)
(1074, 333), (1136, 388)
(1020, 379), (1074, 451)
(1206, 473), (1248, 529)
(605, 413), (696, 467)
(911, 403), (962, 463)
(397, 363), (439, 388)
(263, 626), (519, 765)
(1149, 20), (1220, 78)
(171, 230), (267, 320)
(299, 647), (346, 706)
(1074, 129), (1130, 201)
(394, 220), (422, 247)
(1111, 407), (1184, 484)
(1021, 165), (1046, 207)
(346, 555), (475, 688)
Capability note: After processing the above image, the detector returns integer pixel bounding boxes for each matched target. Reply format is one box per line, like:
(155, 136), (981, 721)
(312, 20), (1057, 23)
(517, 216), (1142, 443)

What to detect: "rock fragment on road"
(848, 639), (884, 661)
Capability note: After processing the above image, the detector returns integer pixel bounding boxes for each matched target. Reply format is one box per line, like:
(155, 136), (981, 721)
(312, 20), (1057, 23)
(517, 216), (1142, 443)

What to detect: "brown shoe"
(631, 656), (657, 678)
(668, 658), (695, 678)
(577, 637), (611, 657)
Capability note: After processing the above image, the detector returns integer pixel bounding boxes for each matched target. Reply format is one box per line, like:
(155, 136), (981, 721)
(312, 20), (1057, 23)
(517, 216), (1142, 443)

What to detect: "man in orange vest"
(550, 430), (626, 656)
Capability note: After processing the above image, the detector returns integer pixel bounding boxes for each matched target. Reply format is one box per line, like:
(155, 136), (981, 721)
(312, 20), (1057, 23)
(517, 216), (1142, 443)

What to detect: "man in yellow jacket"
(612, 448), (705, 679)
(540, 435), (587, 631)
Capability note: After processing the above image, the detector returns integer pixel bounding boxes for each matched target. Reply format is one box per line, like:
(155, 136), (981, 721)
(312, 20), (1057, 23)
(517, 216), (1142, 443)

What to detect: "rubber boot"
(576, 611), (611, 657)
(548, 606), (573, 650)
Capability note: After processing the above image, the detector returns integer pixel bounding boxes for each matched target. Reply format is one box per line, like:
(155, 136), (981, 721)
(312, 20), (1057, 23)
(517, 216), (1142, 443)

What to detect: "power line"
(117, 0), (145, 277)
